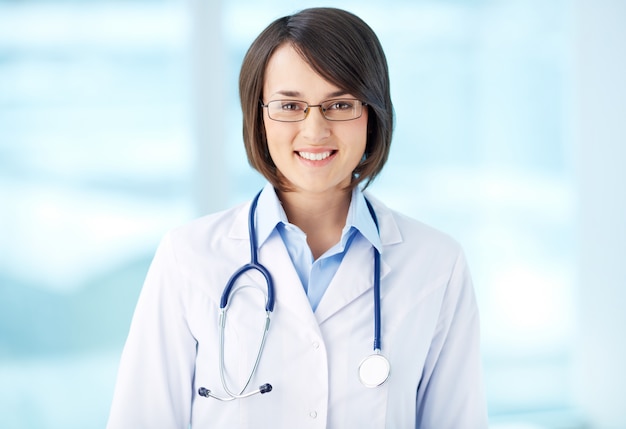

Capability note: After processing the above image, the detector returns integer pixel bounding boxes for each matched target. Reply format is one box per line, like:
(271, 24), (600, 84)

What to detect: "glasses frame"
(260, 98), (367, 122)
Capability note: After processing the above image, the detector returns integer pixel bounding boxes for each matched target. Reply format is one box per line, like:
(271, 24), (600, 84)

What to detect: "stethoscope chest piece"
(358, 352), (390, 388)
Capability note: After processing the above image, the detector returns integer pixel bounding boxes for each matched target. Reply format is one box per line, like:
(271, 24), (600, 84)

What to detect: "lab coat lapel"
(258, 234), (319, 327)
(314, 236), (391, 325)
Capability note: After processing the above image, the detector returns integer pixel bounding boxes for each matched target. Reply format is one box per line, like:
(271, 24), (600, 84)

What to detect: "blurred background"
(0, 0), (624, 428)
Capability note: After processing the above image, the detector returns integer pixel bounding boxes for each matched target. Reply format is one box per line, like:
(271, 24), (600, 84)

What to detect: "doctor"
(107, 7), (488, 429)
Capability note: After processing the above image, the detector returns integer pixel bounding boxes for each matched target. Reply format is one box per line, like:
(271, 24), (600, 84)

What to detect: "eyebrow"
(270, 89), (350, 99)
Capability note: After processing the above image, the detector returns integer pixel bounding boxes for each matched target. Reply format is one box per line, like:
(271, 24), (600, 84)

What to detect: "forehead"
(263, 43), (346, 100)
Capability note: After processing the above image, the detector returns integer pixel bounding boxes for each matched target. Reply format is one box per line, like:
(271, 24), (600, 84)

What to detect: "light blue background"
(1, 1), (624, 428)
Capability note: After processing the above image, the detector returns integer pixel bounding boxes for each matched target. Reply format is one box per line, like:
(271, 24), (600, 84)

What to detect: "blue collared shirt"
(255, 184), (381, 311)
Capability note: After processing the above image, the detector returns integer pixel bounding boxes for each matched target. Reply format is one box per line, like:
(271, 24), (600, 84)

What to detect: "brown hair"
(239, 7), (394, 190)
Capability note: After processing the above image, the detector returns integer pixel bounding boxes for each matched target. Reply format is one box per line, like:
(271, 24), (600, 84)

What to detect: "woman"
(107, 7), (487, 428)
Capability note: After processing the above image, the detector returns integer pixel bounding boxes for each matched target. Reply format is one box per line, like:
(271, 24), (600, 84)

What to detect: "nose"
(304, 104), (326, 119)
(301, 105), (331, 142)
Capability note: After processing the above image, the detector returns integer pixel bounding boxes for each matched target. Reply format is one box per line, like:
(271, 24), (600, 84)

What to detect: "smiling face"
(262, 44), (368, 197)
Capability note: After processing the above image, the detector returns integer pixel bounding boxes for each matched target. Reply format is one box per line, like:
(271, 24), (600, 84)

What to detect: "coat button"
(312, 341), (320, 350)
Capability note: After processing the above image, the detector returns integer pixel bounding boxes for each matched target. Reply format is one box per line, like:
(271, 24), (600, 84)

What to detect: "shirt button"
(309, 411), (318, 419)
(312, 341), (320, 350)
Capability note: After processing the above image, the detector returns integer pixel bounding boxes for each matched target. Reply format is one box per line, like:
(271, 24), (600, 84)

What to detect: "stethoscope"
(198, 190), (390, 401)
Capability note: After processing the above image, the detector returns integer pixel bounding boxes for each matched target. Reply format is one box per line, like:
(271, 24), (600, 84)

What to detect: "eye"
(280, 101), (305, 111)
(326, 100), (355, 110)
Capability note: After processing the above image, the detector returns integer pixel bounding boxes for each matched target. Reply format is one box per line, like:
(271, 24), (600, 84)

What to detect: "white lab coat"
(107, 193), (488, 429)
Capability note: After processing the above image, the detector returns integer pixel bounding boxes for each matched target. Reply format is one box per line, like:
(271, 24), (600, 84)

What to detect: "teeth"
(299, 151), (332, 161)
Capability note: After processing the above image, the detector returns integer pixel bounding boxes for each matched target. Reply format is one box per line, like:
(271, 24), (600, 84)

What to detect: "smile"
(297, 151), (333, 161)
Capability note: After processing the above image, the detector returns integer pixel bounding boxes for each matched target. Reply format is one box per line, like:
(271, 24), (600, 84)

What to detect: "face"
(262, 44), (368, 196)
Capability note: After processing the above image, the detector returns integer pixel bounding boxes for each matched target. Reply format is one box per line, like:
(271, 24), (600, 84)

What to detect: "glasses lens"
(267, 100), (307, 122)
(322, 99), (362, 121)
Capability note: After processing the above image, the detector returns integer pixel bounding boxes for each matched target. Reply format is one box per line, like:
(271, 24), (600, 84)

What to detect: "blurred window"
(0, 1), (579, 428)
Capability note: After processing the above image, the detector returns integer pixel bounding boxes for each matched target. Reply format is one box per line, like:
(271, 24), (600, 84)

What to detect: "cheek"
(263, 115), (289, 144)
(345, 118), (369, 151)
(263, 119), (296, 163)
(263, 120), (278, 141)
(352, 111), (369, 138)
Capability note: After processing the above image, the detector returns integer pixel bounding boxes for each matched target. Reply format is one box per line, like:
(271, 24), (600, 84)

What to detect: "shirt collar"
(254, 183), (382, 252)
(345, 187), (382, 252)
(255, 183), (288, 247)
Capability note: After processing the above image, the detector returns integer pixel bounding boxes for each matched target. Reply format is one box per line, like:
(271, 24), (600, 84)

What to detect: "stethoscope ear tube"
(219, 191), (275, 312)
(220, 263), (274, 312)
(203, 191), (276, 402)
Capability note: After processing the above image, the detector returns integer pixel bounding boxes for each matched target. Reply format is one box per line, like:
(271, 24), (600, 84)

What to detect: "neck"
(277, 189), (352, 259)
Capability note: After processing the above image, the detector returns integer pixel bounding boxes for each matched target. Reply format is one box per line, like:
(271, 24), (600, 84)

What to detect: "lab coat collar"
(360, 191), (403, 248)
(227, 184), (277, 242)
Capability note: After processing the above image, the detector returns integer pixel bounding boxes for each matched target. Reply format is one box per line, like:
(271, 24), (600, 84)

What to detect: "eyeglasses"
(261, 99), (367, 122)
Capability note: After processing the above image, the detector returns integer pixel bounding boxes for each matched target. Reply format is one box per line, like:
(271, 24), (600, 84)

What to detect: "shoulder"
(160, 200), (251, 257)
(365, 195), (475, 320)
(364, 193), (462, 257)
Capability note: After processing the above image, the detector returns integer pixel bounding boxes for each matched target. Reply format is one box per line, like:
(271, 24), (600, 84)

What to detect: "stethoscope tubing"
(219, 192), (275, 313)
(218, 306), (271, 399)
(363, 198), (382, 352)
(201, 190), (387, 400)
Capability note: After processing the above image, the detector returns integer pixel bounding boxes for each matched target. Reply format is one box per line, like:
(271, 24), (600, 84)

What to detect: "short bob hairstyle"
(239, 7), (394, 191)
